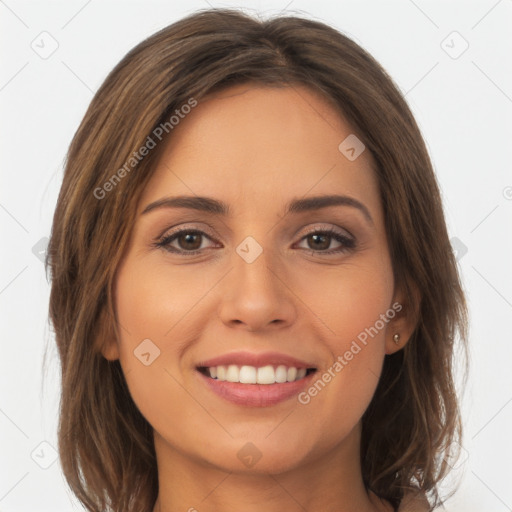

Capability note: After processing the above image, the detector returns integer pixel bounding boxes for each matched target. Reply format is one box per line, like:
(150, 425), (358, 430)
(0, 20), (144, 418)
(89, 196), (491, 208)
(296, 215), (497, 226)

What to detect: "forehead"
(139, 84), (380, 216)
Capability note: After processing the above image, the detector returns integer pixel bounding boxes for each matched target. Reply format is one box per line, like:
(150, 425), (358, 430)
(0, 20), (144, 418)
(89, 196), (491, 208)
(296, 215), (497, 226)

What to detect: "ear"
(385, 282), (421, 355)
(94, 306), (120, 361)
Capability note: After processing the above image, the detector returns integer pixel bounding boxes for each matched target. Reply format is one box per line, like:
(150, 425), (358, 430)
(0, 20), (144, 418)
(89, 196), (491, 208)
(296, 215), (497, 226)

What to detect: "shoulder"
(398, 491), (430, 512)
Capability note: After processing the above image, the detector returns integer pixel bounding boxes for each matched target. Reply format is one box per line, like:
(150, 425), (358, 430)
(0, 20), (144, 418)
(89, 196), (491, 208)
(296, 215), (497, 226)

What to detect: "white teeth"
(239, 365), (257, 384)
(204, 364), (311, 384)
(296, 368), (307, 379)
(287, 367), (297, 381)
(226, 364), (239, 382)
(216, 365), (226, 381)
(257, 365), (275, 384)
(275, 365), (288, 383)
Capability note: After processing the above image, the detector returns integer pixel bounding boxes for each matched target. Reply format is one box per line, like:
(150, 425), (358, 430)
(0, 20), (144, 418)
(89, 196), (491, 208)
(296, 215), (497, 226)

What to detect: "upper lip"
(196, 351), (317, 370)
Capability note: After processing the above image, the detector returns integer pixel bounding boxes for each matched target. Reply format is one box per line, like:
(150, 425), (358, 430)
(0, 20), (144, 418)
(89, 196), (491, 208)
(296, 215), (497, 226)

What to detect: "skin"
(101, 84), (417, 512)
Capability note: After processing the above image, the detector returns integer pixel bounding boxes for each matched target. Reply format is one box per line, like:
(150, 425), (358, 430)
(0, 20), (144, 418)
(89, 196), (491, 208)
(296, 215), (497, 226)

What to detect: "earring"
(393, 333), (400, 345)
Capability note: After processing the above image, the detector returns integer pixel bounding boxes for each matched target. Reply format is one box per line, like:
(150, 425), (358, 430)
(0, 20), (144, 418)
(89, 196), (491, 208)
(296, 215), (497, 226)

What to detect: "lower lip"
(197, 370), (315, 407)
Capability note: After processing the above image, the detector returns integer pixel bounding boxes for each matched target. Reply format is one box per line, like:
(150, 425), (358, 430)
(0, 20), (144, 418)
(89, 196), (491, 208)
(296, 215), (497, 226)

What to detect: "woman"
(46, 8), (468, 512)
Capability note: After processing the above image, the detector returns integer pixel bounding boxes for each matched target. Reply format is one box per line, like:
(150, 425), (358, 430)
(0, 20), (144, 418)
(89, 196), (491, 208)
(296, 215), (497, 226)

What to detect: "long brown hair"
(46, 8), (468, 511)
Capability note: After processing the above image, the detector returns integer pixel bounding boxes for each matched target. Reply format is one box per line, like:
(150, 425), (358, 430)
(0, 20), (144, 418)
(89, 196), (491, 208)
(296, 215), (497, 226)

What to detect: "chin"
(192, 430), (326, 476)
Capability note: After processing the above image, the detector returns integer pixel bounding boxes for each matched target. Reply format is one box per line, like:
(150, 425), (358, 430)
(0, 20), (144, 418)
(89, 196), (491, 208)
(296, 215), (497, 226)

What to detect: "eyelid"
(299, 223), (354, 240)
(153, 221), (358, 258)
(156, 222), (218, 240)
(156, 222), (353, 245)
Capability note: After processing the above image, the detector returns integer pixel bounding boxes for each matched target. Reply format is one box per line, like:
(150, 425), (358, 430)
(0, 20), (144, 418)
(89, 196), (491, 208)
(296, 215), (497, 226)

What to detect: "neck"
(151, 424), (391, 512)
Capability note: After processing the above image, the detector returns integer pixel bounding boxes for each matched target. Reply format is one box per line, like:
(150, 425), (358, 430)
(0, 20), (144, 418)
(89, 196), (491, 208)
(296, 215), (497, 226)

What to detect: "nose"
(217, 247), (298, 332)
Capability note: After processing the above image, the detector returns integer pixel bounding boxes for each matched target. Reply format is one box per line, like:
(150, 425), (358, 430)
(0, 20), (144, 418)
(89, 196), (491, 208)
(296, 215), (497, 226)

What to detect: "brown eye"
(297, 228), (356, 255)
(153, 227), (356, 256)
(176, 232), (203, 251)
(306, 233), (331, 251)
(155, 229), (217, 254)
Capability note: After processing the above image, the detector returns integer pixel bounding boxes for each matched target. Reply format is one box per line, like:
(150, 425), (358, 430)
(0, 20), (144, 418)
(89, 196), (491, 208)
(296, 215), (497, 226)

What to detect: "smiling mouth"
(197, 364), (317, 385)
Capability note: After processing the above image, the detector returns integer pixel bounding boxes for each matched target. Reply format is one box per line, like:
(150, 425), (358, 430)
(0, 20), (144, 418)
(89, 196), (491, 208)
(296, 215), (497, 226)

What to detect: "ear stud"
(393, 333), (400, 345)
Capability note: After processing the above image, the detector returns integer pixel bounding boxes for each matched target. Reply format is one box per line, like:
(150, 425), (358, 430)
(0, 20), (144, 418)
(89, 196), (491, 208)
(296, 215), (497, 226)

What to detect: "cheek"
(293, 255), (394, 345)
(112, 257), (223, 431)
(112, 261), (183, 409)
(114, 257), (212, 353)
(292, 259), (393, 422)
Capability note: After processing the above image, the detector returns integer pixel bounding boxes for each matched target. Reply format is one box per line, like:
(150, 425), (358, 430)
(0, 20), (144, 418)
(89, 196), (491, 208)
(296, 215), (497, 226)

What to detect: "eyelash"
(152, 226), (356, 256)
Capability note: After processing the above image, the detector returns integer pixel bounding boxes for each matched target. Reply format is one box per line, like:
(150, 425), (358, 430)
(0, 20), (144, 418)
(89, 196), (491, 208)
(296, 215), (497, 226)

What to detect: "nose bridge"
(233, 234), (282, 299)
(217, 234), (296, 330)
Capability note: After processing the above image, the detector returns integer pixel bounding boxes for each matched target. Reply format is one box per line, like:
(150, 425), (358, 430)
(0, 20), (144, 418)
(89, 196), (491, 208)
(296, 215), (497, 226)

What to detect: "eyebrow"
(141, 194), (373, 224)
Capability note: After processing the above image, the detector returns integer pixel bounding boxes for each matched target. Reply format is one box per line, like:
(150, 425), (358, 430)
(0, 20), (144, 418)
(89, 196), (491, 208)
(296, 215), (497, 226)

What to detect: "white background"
(1, 0), (511, 510)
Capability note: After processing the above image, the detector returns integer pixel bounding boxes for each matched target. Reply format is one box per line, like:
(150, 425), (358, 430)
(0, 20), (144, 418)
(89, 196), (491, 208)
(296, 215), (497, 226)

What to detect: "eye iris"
(179, 232), (202, 250)
(308, 233), (330, 250)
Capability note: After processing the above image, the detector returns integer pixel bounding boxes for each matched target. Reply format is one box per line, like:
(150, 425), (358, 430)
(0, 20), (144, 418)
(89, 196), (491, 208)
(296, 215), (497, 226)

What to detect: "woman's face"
(104, 84), (410, 475)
